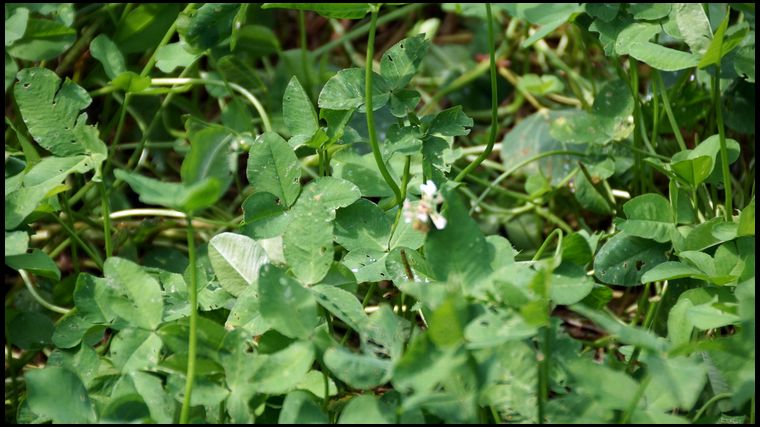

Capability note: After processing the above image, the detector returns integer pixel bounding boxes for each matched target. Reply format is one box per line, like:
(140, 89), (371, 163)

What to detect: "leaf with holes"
(593, 233), (670, 286)
(13, 68), (107, 173)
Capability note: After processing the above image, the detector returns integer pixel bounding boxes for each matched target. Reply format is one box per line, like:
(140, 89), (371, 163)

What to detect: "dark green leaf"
(593, 233), (670, 286)
(5, 249), (60, 281)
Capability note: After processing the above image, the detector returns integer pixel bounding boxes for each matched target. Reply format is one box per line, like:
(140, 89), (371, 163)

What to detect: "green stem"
(532, 228), (563, 261)
(140, 4), (196, 77)
(299, 10), (314, 101)
(313, 4), (424, 58)
(455, 3), (497, 183)
(179, 216), (199, 424)
(692, 392), (732, 422)
(620, 376), (652, 424)
(537, 325), (551, 424)
(365, 6), (402, 204)
(19, 270), (71, 315)
(100, 181), (113, 258)
(628, 57), (646, 194)
(389, 156), (412, 240)
(713, 65), (732, 219)
(469, 150), (587, 212)
(654, 70), (688, 151)
(51, 214), (104, 271)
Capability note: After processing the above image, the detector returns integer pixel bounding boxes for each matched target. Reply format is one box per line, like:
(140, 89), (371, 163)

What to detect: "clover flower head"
(402, 180), (446, 232)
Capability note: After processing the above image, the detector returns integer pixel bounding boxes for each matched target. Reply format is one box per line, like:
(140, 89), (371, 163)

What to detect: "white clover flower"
(401, 180), (447, 232)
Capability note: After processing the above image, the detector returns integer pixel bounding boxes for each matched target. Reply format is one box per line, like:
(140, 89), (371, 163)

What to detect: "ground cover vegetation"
(4, 3), (756, 424)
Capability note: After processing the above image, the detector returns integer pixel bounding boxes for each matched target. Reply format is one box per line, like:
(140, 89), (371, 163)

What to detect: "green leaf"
(698, 15), (749, 69)
(232, 24), (281, 58)
(381, 34), (430, 90)
(593, 233), (670, 286)
(426, 106), (473, 137)
(389, 89), (421, 118)
(5, 53), (18, 93)
(110, 328), (163, 373)
(90, 34), (126, 79)
(312, 284), (369, 333)
(242, 192), (290, 239)
(5, 249), (60, 281)
(4, 230), (29, 256)
(25, 367), (97, 423)
(560, 232), (593, 266)
(283, 76), (319, 137)
(550, 262), (594, 305)
(324, 346), (392, 389)
(674, 3), (712, 56)
(114, 169), (222, 214)
(361, 304), (410, 360)
(156, 42), (200, 73)
(284, 204), (335, 285)
(565, 359), (637, 410)
(318, 68), (390, 112)
(643, 354), (707, 411)
(425, 189), (493, 292)
(338, 395), (394, 424)
(262, 3), (372, 19)
(7, 311), (54, 350)
(392, 334), (468, 394)
(258, 265), (318, 339)
(687, 302), (741, 330)
(550, 79), (633, 145)
(250, 340), (315, 394)
(464, 309), (537, 349)
(738, 197), (755, 236)
(111, 71), (151, 93)
(208, 232), (269, 297)
(585, 4), (619, 22)
(335, 199), (392, 252)
(428, 297), (467, 348)
(178, 3), (240, 51)
(283, 177), (360, 284)
(14, 67), (107, 158)
(629, 3), (671, 20)
(279, 391), (330, 424)
(247, 131), (301, 208)
(618, 194), (675, 243)
(100, 394), (151, 423)
(641, 261), (707, 283)
(733, 44), (755, 82)
(6, 18), (76, 61)
(181, 125), (233, 191)
(47, 345), (100, 389)
(570, 304), (666, 352)
(671, 153), (713, 187)
(343, 248), (389, 283)
(5, 7), (29, 46)
(104, 257), (164, 330)
(518, 74), (565, 96)
(627, 42), (700, 72)
(114, 4), (181, 54)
